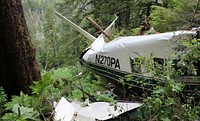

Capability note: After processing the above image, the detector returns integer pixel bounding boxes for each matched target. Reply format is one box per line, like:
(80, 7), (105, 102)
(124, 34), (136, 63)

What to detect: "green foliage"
(1, 73), (55, 120)
(22, 0), (90, 70)
(51, 66), (79, 81)
(151, 0), (200, 32)
(4, 92), (32, 110)
(151, 6), (178, 32)
(2, 92), (40, 120)
(91, 0), (162, 30)
(175, 39), (200, 75)
(0, 87), (7, 105)
(50, 66), (82, 100)
(143, 82), (200, 120)
(137, 39), (200, 120)
(2, 104), (39, 121)
(30, 72), (53, 97)
(0, 65), (112, 121)
(96, 94), (115, 102)
(130, 27), (141, 36)
(0, 87), (7, 117)
(50, 66), (111, 102)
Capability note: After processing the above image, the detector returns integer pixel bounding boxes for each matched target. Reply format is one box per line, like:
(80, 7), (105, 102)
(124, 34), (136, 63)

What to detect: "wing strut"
(55, 11), (96, 42)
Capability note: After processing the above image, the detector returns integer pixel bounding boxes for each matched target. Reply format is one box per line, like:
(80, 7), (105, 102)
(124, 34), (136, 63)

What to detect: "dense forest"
(21, 0), (200, 70)
(0, 0), (200, 120)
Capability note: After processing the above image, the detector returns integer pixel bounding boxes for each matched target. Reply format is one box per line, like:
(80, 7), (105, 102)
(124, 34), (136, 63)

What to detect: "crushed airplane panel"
(54, 97), (142, 121)
(54, 97), (75, 121)
(73, 102), (142, 120)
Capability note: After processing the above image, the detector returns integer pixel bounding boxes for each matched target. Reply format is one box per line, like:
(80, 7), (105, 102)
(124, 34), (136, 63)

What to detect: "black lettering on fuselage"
(95, 54), (100, 63)
(115, 59), (120, 69)
(111, 57), (115, 67)
(95, 54), (120, 70)
(100, 55), (104, 64)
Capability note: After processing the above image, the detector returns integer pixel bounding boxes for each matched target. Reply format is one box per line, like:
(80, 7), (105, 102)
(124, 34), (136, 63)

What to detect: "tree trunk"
(0, 0), (41, 99)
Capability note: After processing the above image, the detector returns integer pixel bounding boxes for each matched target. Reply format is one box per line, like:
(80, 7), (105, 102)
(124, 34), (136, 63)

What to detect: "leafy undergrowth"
(136, 39), (200, 120)
(0, 66), (115, 120)
(49, 66), (114, 102)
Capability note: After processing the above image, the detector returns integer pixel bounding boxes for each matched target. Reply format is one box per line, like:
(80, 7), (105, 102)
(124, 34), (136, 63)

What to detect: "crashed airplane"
(55, 11), (200, 95)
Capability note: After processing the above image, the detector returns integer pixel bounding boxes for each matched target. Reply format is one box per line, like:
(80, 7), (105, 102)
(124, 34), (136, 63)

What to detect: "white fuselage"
(83, 31), (195, 73)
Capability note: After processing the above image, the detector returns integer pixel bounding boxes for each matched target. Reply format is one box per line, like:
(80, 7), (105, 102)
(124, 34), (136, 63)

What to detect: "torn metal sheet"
(54, 97), (142, 121)
(72, 102), (142, 121)
(54, 97), (75, 121)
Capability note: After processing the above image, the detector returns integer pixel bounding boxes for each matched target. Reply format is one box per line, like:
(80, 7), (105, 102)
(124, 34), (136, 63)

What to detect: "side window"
(130, 57), (141, 73)
(130, 57), (164, 74)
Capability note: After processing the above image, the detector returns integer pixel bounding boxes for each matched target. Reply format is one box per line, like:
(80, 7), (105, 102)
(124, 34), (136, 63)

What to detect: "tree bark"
(0, 0), (41, 99)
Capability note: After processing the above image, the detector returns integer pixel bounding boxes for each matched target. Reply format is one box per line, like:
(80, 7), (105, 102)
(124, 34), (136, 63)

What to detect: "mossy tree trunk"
(0, 0), (41, 99)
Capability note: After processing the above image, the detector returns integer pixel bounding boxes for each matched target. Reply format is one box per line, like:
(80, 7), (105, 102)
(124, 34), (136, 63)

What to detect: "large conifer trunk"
(0, 0), (41, 98)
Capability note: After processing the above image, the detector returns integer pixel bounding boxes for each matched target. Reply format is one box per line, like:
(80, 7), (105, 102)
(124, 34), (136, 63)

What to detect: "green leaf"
(153, 88), (165, 95)
(4, 92), (31, 110)
(30, 72), (53, 97)
(166, 97), (175, 105)
(153, 98), (162, 109)
(171, 83), (183, 92)
(2, 113), (17, 120)
(2, 104), (39, 121)
(161, 117), (171, 121)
